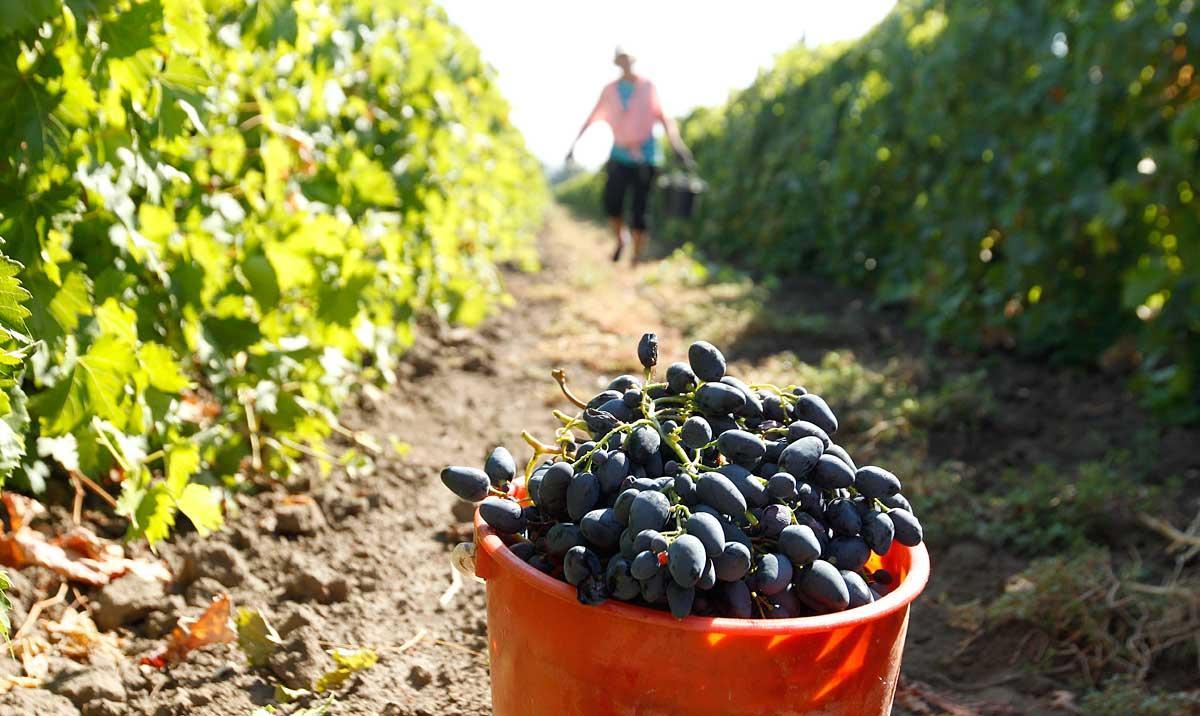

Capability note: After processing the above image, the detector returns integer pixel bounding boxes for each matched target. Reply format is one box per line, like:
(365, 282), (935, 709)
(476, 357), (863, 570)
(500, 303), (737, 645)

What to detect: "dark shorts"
(603, 159), (657, 231)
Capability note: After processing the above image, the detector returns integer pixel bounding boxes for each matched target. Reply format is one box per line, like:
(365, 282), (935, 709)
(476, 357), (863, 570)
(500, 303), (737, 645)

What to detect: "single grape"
(695, 505), (753, 548)
(637, 332), (659, 369)
(793, 393), (838, 435)
(639, 568), (668, 604)
(619, 527), (638, 559)
(842, 570), (874, 609)
(606, 557), (641, 600)
(668, 534), (707, 588)
(889, 508), (924, 546)
(685, 512), (726, 558)
(608, 374), (641, 393)
(795, 481), (822, 515)
(688, 340), (727, 382)
(613, 488), (640, 524)
(786, 420), (831, 448)
(680, 416), (713, 449)
(642, 451), (665, 479)
(598, 398), (636, 423)
(779, 436), (824, 479)
(566, 471), (600, 522)
(483, 447), (516, 488)
(825, 498), (863, 537)
(750, 552), (793, 596)
(794, 512), (830, 551)
(796, 560), (849, 613)
(666, 362), (697, 394)
(762, 393), (789, 423)
(528, 555), (554, 574)
(628, 490), (672, 533)
(622, 388), (643, 408)
(546, 523), (585, 557)
(695, 383), (746, 414)
(764, 439), (786, 462)
(753, 461), (779, 479)
(631, 549), (661, 580)
(634, 529), (670, 553)
(767, 472), (798, 500)
(722, 579), (754, 618)
(811, 454), (855, 489)
(855, 466), (902, 499)
(761, 503), (793, 538)
(712, 541), (751, 581)
(696, 559), (717, 590)
(509, 541), (536, 562)
(720, 376), (764, 419)
(673, 474), (698, 505)
(719, 463), (769, 508)
(580, 507), (623, 551)
(596, 450), (631, 494)
(861, 510), (895, 555)
(764, 587), (800, 618)
(696, 472), (749, 517)
(587, 389), (623, 410)
(479, 497), (527, 534)
(583, 408), (622, 435)
(563, 545), (601, 586)
(873, 569), (894, 586)
(627, 425), (661, 464)
(715, 429), (767, 464)
(537, 462), (575, 518)
(440, 466), (490, 502)
(826, 536), (871, 571)
(881, 492), (914, 513)
(825, 443), (857, 472)
(667, 583), (696, 619)
(778, 523), (822, 568)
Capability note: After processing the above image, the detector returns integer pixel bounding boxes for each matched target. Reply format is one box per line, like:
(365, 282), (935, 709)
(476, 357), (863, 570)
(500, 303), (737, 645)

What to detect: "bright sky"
(440, 1), (897, 168)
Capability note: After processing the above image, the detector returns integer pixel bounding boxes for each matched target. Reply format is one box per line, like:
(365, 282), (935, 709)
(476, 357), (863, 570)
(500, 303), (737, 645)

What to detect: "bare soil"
(0, 207), (1195, 715)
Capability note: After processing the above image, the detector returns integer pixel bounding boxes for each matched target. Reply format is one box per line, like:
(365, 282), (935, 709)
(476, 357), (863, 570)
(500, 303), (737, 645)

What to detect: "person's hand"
(683, 154), (698, 173)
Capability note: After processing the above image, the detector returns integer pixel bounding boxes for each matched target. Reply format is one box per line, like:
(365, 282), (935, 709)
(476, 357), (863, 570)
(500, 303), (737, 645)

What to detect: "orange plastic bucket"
(474, 513), (930, 716)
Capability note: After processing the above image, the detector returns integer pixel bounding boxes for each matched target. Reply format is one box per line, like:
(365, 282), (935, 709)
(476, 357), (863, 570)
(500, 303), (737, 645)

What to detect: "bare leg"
(631, 229), (648, 261)
(609, 216), (627, 262)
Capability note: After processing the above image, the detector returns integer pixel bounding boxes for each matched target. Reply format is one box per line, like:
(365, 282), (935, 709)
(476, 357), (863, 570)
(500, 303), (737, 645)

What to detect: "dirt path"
(1, 207), (1194, 716)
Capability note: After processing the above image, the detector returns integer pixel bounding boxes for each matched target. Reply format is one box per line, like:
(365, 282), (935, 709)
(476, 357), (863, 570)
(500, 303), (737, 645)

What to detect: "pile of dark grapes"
(441, 334), (923, 620)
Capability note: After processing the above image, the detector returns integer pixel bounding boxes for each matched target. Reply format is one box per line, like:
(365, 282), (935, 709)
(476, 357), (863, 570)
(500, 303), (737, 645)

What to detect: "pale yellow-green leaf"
(313, 647), (378, 692)
(139, 342), (189, 393)
(235, 607), (282, 668)
(174, 483), (223, 535)
(166, 442), (201, 494)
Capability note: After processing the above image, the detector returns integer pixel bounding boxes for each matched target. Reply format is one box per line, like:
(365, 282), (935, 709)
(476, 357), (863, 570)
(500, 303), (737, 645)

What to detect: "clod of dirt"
(0, 688), (80, 716)
(407, 662), (434, 690)
(321, 492), (370, 522)
(142, 595), (188, 639)
(184, 576), (229, 607)
(92, 573), (166, 631)
(283, 558), (350, 604)
(80, 700), (126, 716)
(179, 542), (249, 587)
(273, 500), (327, 536)
(45, 659), (126, 706)
(267, 624), (333, 691)
(276, 604), (320, 636)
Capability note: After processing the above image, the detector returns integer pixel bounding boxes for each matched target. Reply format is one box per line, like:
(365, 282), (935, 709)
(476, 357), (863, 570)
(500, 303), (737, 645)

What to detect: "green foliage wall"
(0, 0), (546, 542)
(659, 0), (1198, 418)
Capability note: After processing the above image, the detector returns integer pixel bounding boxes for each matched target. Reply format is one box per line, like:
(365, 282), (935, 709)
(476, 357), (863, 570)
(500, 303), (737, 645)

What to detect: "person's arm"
(567, 88), (607, 162)
(650, 82), (696, 170)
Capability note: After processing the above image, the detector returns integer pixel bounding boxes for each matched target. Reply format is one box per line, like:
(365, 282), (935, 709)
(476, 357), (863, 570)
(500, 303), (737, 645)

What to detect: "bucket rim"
(474, 511), (930, 634)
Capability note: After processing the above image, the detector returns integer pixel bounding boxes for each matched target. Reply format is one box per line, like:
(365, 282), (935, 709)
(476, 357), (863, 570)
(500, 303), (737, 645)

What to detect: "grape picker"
(566, 46), (696, 262)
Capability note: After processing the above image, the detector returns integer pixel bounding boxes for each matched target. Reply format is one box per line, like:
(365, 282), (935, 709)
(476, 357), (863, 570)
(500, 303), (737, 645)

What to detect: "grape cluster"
(441, 334), (924, 620)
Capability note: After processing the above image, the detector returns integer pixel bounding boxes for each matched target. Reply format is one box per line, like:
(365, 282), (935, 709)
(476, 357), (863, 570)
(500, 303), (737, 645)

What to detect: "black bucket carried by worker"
(658, 172), (707, 218)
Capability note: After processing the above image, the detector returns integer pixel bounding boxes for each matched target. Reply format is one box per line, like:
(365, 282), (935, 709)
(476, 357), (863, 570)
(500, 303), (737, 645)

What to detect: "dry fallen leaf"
(0, 493), (171, 586)
(142, 593), (236, 668)
(45, 607), (121, 661)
